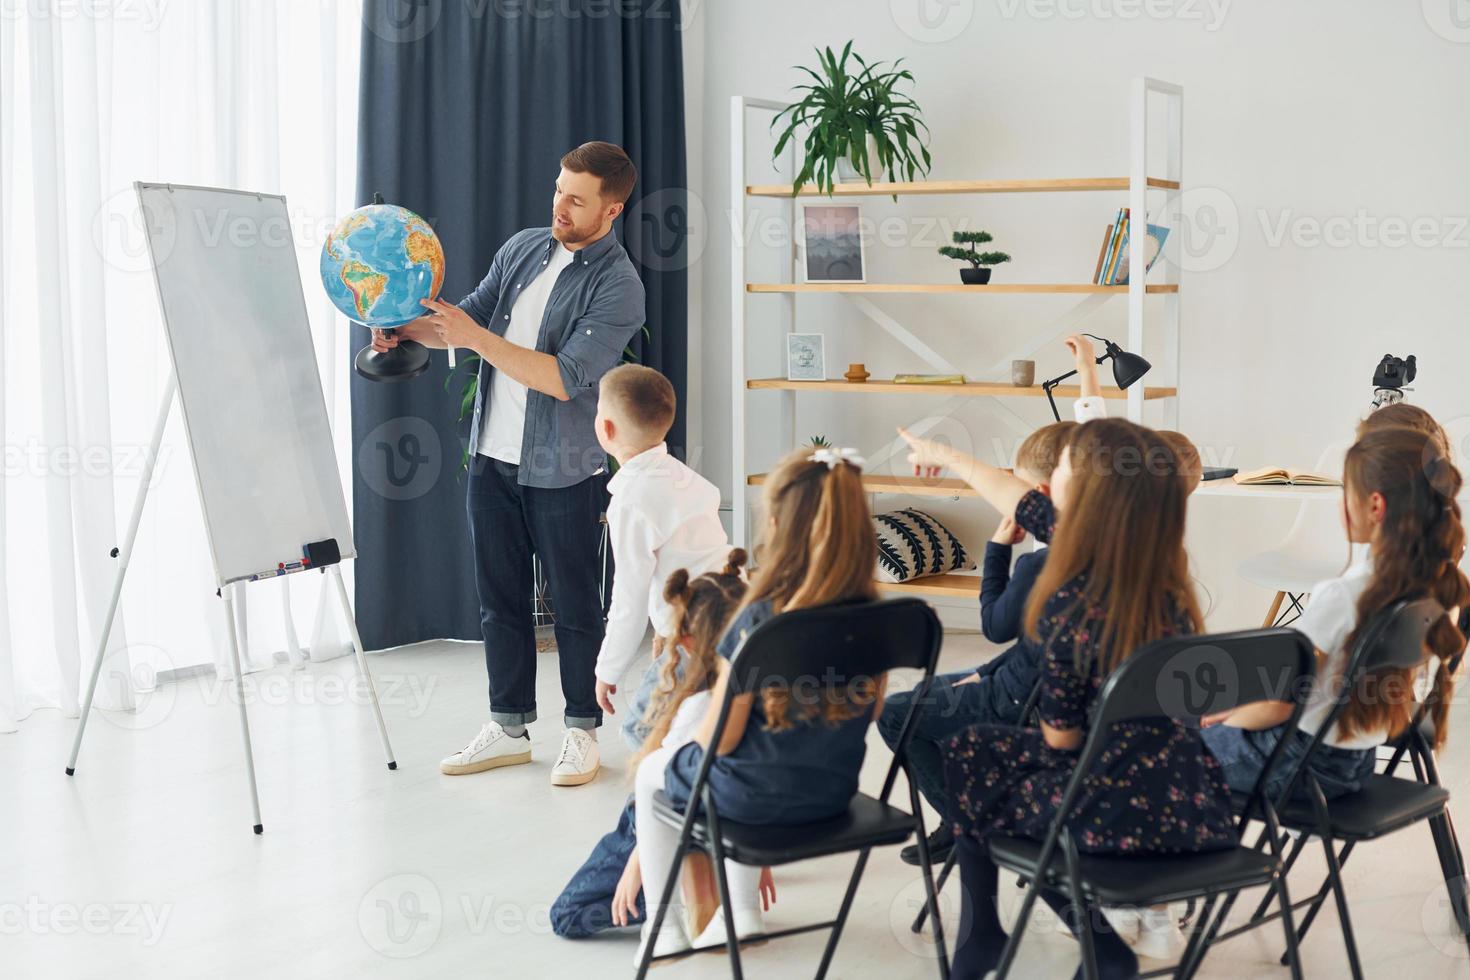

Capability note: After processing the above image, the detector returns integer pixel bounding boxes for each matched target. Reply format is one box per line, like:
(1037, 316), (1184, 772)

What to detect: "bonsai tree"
(771, 41), (932, 199)
(938, 230), (1011, 284)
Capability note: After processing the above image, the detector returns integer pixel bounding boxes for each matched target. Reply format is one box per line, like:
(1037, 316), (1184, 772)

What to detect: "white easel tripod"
(65, 372), (397, 834)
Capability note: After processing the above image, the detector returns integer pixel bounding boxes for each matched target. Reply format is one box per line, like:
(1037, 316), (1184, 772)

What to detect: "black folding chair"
(634, 597), (949, 979)
(983, 628), (1316, 980)
(1186, 597), (1465, 979)
(909, 673), (1046, 935)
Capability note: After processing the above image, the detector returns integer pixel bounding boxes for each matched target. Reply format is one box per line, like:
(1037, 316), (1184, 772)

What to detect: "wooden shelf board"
(878, 574), (980, 598)
(746, 282), (1177, 295)
(746, 378), (1178, 401)
(749, 472), (977, 497)
(746, 177), (1181, 197)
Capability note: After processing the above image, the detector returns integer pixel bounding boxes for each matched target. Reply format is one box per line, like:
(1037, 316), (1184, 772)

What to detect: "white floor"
(4, 632), (1469, 979)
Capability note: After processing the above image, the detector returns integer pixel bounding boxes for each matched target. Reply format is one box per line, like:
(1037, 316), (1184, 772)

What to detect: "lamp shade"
(1110, 349), (1152, 389)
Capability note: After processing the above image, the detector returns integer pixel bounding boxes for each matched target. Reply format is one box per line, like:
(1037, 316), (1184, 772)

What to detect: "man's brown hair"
(561, 141), (638, 204)
(1014, 421), (1078, 482)
(601, 364), (675, 441)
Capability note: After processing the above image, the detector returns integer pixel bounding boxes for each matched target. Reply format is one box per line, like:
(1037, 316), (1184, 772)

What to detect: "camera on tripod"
(1371, 353), (1416, 409)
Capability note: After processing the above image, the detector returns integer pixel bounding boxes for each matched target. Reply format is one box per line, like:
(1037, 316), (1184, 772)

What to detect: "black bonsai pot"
(960, 267), (992, 285)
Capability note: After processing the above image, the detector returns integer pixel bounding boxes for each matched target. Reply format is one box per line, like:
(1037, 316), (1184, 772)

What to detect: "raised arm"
(897, 426), (1032, 519)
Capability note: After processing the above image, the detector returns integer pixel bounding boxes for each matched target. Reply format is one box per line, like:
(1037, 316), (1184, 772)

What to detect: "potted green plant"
(938, 231), (1011, 285)
(771, 41), (932, 199)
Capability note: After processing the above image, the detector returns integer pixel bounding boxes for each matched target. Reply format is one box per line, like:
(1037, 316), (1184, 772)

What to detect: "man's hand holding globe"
(370, 298), (479, 354)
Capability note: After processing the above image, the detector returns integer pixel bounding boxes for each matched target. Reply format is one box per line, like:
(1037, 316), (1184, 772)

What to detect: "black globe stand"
(354, 327), (430, 382)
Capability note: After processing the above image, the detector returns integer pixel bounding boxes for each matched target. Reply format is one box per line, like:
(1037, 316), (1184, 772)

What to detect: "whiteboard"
(137, 182), (354, 587)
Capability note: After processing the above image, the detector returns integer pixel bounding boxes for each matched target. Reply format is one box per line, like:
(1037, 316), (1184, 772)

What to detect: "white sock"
(502, 724), (526, 738)
(570, 726), (597, 741)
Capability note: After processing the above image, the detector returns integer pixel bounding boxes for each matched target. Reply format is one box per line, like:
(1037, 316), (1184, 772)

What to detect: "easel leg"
(222, 585), (265, 833)
(67, 374), (177, 776)
(280, 577), (305, 670)
(327, 565), (397, 769)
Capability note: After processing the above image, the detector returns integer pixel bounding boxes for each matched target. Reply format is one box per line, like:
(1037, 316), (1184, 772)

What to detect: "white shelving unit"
(730, 79), (1184, 598)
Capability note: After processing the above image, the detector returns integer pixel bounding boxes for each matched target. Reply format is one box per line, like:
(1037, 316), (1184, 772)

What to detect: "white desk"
(1192, 482), (1340, 500)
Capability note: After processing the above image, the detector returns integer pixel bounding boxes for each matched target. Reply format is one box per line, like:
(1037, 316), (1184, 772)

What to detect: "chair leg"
(1249, 831), (1306, 924)
(1318, 836), (1364, 980)
(705, 828), (744, 980)
(1174, 893), (1215, 980)
(815, 848), (874, 980)
(1429, 814), (1470, 940)
(1263, 591), (1286, 628)
(1288, 842), (1354, 953)
(1274, 875), (1305, 980)
(1062, 841), (1099, 980)
(911, 850), (957, 934)
(908, 781), (951, 978)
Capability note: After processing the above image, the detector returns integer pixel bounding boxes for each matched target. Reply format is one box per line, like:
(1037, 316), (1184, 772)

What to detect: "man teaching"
(372, 141), (646, 787)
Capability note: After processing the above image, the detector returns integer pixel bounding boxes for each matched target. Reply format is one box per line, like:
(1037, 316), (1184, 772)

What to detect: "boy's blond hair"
(600, 364), (676, 443)
(1014, 421), (1078, 482)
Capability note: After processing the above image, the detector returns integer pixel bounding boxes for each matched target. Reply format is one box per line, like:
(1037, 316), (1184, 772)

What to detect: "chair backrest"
(1276, 596), (1444, 804)
(1023, 629), (1316, 892)
(705, 597), (943, 809)
(1349, 596), (1444, 673)
(1088, 627), (1315, 736)
(723, 597), (943, 694)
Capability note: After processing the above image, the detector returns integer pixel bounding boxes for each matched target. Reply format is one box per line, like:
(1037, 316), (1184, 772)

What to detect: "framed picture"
(800, 204), (865, 283)
(787, 333), (826, 381)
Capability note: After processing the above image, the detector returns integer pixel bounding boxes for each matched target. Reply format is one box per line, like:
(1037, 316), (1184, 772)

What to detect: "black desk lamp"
(1040, 333), (1151, 421)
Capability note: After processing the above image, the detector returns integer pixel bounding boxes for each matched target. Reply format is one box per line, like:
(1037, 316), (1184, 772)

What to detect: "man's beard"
(552, 220), (596, 245)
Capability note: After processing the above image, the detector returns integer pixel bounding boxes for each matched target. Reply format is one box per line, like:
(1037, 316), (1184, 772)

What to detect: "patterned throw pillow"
(873, 509), (975, 583)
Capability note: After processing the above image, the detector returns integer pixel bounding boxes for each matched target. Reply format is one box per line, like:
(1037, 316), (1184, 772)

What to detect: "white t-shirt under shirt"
(477, 241), (577, 463)
(1294, 555), (1407, 750)
(662, 690), (711, 749)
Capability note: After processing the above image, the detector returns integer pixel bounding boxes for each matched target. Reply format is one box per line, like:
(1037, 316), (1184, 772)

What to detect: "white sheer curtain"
(0, 1), (363, 732)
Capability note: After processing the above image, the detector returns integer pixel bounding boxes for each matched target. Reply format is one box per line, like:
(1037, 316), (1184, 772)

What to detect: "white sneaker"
(439, 721), (531, 775)
(1135, 906), (1189, 960)
(691, 907), (765, 951)
(550, 728), (600, 786)
(1099, 906), (1141, 945)
(634, 913), (691, 967)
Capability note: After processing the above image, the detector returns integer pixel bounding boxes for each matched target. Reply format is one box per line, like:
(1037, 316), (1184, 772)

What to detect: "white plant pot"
(836, 133), (882, 183)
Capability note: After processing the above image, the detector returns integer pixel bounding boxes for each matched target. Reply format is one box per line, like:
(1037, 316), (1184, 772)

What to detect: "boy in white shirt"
(592, 365), (735, 753)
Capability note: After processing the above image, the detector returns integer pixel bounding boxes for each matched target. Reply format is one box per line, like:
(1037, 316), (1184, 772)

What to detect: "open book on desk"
(1232, 467), (1341, 487)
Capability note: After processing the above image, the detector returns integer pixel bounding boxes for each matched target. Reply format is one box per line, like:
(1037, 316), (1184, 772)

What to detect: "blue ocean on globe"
(319, 204), (445, 328)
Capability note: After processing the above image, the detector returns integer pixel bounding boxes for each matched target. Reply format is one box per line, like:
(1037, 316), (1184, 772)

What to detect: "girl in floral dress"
(900, 419), (1236, 980)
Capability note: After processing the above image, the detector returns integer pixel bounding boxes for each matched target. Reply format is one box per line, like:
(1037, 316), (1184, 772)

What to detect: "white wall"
(685, 0), (1470, 629)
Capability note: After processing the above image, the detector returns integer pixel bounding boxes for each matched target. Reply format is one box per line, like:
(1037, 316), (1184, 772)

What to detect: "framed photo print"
(800, 204), (865, 283)
(786, 334), (826, 381)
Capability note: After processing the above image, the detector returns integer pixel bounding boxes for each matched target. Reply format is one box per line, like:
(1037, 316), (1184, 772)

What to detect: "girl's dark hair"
(629, 550), (749, 770)
(1338, 426), (1470, 749)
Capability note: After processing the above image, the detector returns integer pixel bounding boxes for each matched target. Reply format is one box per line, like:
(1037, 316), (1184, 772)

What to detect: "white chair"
(1237, 447), (1355, 627)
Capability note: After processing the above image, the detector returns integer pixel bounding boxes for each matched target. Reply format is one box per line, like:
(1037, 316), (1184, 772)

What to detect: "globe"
(320, 203), (445, 328)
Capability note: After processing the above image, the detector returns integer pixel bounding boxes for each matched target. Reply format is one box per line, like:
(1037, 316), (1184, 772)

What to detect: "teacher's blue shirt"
(458, 226), (645, 489)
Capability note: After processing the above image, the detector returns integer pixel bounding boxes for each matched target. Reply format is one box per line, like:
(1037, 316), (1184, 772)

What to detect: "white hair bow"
(808, 446), (865, 470)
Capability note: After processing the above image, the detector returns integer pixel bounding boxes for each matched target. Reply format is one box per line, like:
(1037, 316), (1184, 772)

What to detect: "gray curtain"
(351, 0), (689, 650)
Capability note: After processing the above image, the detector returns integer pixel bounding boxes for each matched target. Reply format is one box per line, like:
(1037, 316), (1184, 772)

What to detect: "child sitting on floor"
(550, 554), (774, 939)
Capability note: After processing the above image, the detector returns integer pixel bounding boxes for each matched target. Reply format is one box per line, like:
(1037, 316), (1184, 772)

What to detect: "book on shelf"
(892, 373), (966, 384)
(1093, 208), (1169, 285)
(1232, 467), (1342, 487)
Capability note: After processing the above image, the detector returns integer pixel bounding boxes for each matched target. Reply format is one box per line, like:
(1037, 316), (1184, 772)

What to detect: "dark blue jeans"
(466, 455), (605, 729)
(878, 670), (1025, 824)
(551, 798), (642, 938)
(1202, 723), (1376, 802)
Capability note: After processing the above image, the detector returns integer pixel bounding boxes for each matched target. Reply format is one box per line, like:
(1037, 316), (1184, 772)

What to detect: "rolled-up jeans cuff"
(565, 713), (602, 731)
(491, 708), (537, 728)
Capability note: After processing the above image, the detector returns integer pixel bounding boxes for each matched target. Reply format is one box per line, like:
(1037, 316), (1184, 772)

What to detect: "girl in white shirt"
(549, 556), (773, 945)
(1203, 424), (1470, 800)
